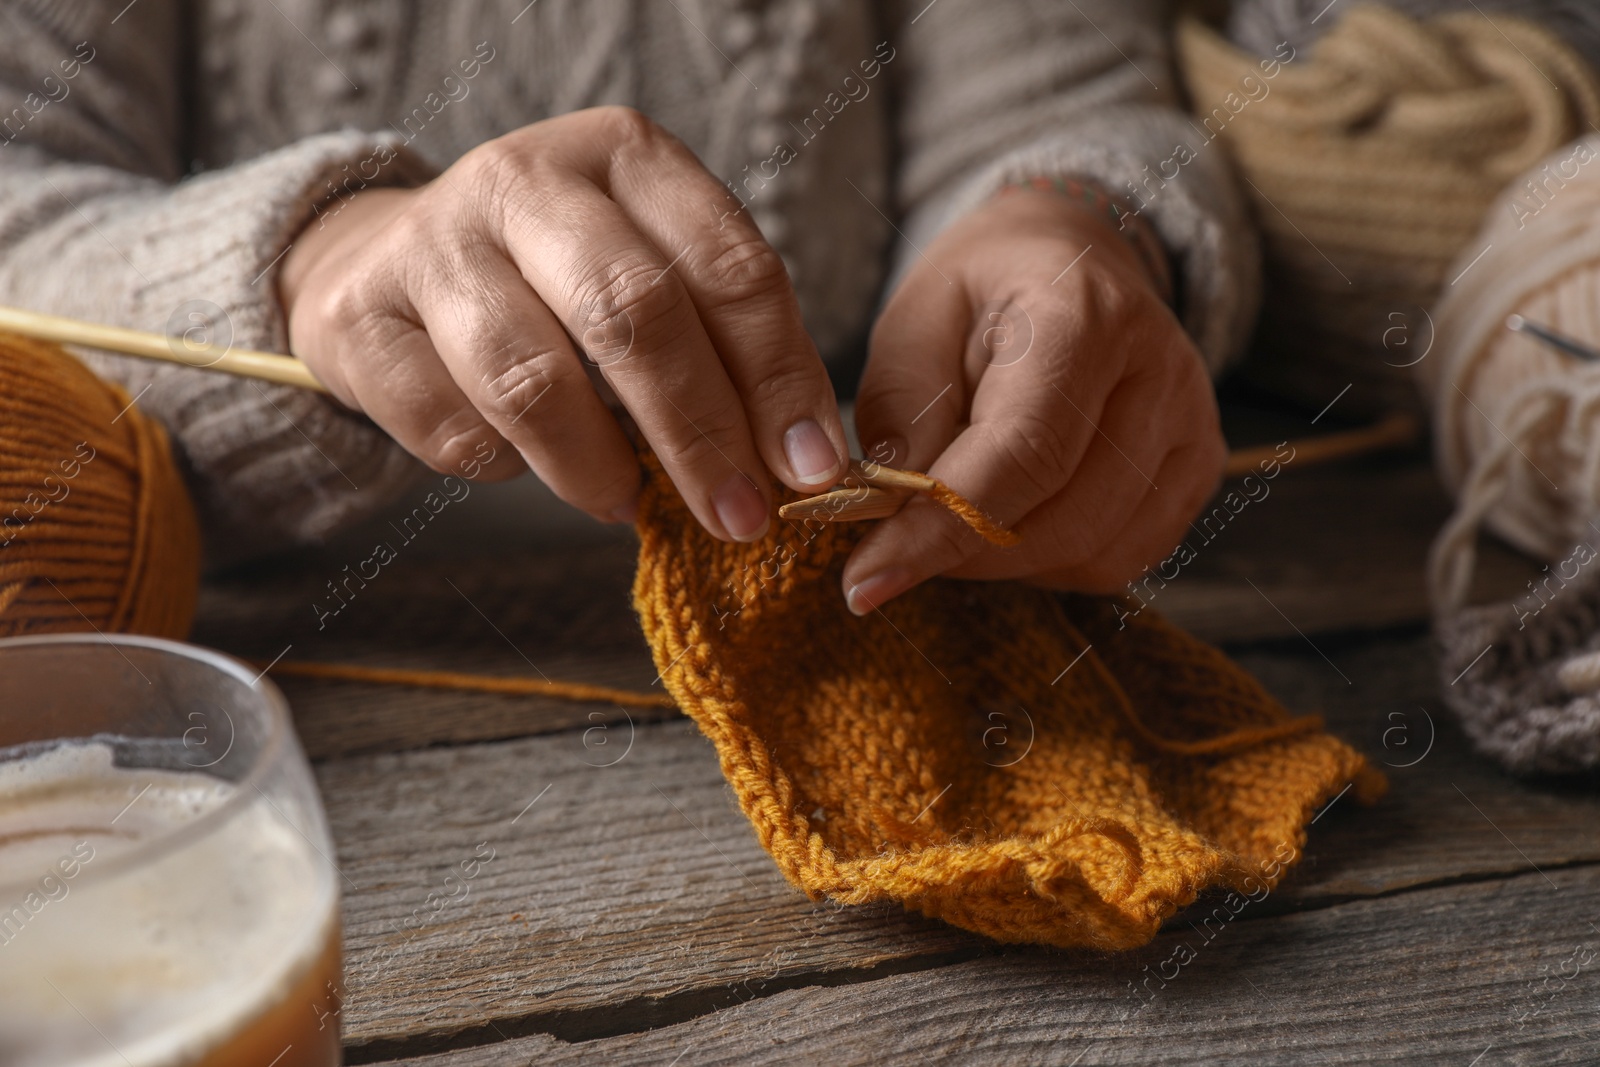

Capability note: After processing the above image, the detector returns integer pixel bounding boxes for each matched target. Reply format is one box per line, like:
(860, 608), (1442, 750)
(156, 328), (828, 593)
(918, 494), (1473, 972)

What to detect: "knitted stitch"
(631, 453), (1385, 949)
(1436, 557), (1600, 775)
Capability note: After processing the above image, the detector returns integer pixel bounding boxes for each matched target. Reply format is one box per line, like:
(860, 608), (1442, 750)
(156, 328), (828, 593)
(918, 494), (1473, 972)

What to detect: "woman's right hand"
(277, 106), (849, 541)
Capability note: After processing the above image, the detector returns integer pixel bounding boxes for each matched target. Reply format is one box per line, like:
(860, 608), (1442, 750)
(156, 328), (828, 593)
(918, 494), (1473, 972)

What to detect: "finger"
(1032, 440), (1225, 594)
(1020, 350), (1224, 591)
(857, 276), (1127, 489)
(315, 270), (525, 483)
(841, 361), (1166, 614)
(406, 237), (641, 520)
(854, 262), (970, 472)
(470, 143), (771, 542)
(946, 398), (1162, 581)
(535, 107), (848, 491)
(600, 124), (850, 491)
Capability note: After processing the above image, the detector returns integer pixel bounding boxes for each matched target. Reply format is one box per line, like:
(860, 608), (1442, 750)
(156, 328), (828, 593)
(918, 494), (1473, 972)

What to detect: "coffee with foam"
(0, 741), (341, 1066)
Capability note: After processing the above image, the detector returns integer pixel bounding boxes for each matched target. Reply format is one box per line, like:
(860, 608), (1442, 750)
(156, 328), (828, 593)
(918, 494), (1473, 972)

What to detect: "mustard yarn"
(0, 333), (200, 639)
(632, 451), (1384, 950)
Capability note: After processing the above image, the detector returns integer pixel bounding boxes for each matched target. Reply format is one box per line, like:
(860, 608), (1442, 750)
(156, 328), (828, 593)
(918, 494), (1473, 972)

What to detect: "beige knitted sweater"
(0, 0), (1264, 560)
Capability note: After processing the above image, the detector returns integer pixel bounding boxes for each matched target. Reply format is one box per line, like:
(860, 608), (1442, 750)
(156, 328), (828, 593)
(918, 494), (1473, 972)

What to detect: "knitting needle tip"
(778, 485), (911, 522)
(1505, 313), (1600, 362)
(779, 460), (937, 524)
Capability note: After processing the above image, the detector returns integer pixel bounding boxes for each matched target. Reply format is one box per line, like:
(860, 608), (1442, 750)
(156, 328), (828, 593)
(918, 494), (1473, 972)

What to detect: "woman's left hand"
(842, 185), (1226, 614)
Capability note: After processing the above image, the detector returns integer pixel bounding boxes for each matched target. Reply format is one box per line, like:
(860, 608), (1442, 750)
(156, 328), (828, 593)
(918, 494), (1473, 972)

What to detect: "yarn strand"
(924, 480), (1021, 547)
(258, 659), (676, 710)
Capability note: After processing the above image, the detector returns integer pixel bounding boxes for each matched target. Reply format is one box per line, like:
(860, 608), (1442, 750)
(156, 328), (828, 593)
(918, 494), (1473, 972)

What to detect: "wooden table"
(191, 446), (1600, 1066)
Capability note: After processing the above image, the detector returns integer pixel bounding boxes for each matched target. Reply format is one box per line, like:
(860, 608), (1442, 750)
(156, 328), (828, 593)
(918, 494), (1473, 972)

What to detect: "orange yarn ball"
(0, 333), (200, 639)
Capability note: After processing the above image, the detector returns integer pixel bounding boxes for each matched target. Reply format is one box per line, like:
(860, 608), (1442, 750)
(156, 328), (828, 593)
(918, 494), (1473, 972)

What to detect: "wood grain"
(1153, 460), (1532, 643)
(191, 541), (670, 759)
(322, 632), (1600, 1059)
(190, 458), (1533, 760)
(380, 864), (1600, 1066)
(1231, 635), (1600, 906)
(323, 719), (980, 1061)
(184, 447), (1572, 1063)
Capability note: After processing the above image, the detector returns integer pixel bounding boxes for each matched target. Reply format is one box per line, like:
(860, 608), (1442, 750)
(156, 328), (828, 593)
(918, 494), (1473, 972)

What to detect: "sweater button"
(724, 12), (759, 51)
(314, 64), (361, 98)
(326, 10), (379, 49)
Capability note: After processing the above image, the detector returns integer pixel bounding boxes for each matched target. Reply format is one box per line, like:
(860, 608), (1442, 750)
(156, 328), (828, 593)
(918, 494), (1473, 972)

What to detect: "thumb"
(841, 485), (989, 616)
(842, 411), (1041, 616)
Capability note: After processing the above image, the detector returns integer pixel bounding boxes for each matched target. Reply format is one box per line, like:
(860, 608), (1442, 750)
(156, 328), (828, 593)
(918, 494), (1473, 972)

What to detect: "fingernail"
(712, 472), (770, 542)
(610, 498), (638, 524)
(783, 418), (842, 486)
(845, 568), (914, 616)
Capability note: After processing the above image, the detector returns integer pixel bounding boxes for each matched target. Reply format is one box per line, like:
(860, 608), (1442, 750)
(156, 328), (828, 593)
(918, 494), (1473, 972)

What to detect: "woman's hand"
(843, 186), (1226, 613)
(278, 106), (849, 541)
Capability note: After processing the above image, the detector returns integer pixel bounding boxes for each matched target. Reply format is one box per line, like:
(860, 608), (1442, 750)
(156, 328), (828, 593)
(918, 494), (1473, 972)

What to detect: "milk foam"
(0, 741), (337, 1066)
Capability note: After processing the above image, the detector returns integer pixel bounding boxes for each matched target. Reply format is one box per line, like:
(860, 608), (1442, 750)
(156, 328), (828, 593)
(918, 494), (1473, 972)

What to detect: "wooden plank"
(1155, 459), (1532, 643)
(184, 447), (1570, 1061)
(190, 541), (668, 759)
(1231, 634), (1600, 906)
(322, 632), (1600, 1059)
(271, 665), (678, 762)
(191, 457), (1532, 759)
(322, 718), (980, 1062)
(380, 864), (1600, 1066)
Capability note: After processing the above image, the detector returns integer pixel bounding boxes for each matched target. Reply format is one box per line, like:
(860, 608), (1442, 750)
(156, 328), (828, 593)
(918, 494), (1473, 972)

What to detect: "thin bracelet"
(997, 175), (1175, 307)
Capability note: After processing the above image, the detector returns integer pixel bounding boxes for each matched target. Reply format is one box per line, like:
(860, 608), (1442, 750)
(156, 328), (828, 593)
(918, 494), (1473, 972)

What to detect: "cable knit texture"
(633, 450), (1384, 949)
(0, 0), (1256, 559)
(1436, 559), (1600, 775)
(1228, 0), (1600, 75)
(1180, 2), (1600, 417)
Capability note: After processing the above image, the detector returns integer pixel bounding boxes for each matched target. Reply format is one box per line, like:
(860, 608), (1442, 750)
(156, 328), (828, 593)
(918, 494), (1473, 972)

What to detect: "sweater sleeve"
(884, 0), (1260, 373)
(0, 1), (437, 565)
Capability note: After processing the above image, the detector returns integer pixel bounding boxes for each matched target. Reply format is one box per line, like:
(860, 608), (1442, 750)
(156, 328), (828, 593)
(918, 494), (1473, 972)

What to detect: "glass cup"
(0, 633), (342, 1066)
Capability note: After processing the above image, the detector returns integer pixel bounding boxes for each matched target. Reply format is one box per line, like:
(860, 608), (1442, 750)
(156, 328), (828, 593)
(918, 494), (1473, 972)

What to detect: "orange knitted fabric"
(633, 454), (1385, 950)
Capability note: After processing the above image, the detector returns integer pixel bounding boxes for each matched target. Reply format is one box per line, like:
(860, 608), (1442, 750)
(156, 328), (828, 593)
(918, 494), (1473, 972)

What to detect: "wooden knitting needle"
(0, 303), (328, 392)
(777, 485), (911, 522)
(850, 459), (937, 493)
(0, 303), (1420, 508)
(775, 460), (933, 522)
(786, 412), (1423, 525)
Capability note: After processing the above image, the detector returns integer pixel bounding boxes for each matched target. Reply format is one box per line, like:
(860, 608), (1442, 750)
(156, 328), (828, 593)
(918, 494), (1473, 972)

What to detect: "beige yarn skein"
(1425, 133), (1600, 610)
(1178, 5), (1600, 416)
